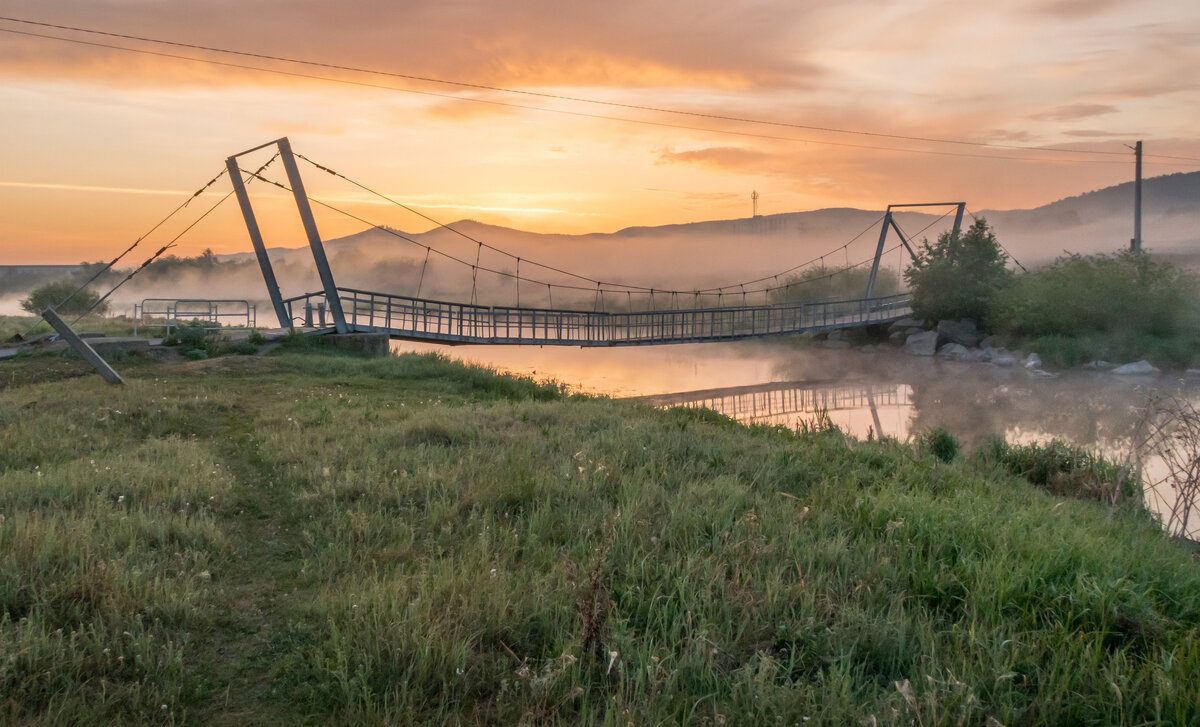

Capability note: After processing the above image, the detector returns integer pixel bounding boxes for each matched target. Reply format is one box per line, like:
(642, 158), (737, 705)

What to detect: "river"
(391, 339), (1200, 540)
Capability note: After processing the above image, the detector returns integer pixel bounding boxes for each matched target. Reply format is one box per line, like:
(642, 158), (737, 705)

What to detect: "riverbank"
(2, 346), (1198, 724)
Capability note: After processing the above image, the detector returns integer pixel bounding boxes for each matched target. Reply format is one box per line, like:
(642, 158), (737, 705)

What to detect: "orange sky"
(1, 1), (1199, 264)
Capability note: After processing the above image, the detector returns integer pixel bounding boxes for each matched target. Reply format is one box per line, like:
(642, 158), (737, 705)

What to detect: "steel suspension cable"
(72, 156), (278, 324)
(297, 151), (892, 297)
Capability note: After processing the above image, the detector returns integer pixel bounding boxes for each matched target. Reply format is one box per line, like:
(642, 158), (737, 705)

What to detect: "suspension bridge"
(56, 137), (970, 349)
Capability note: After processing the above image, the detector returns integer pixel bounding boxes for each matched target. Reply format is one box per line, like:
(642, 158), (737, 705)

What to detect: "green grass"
(2, 347), (1198, 725)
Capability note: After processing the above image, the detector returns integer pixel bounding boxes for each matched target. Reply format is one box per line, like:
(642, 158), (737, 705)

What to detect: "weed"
(918, 427), (960, 462)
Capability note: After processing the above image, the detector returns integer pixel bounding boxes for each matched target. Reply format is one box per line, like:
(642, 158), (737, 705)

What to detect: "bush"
(168, 321), (217, 359)
(991, 251), (1200, 367)
(904, 218), (1011, 325)
(917, 427), (960, 462)
(20, 281), (109, 317)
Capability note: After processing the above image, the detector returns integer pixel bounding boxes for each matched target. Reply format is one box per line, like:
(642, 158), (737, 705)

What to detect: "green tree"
(20, 280), (109, 317)
(904, 217), (1011, 325)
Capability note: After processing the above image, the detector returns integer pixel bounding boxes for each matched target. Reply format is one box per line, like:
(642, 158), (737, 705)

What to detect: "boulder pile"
(885, 318), (1162, 377)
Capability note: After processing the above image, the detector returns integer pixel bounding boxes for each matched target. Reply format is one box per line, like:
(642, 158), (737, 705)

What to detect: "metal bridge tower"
(865, 202), (965, 298)
(225, 137), (349, 333)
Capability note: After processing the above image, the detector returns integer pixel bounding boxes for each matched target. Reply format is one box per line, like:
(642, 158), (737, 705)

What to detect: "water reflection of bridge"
(634, 380), (909, 432)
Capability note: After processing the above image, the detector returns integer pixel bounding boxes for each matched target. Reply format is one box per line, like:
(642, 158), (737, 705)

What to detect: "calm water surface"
(392, 339), (1200, 539)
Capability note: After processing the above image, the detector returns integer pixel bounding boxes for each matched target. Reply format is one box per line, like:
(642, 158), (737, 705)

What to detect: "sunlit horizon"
(2, 2), (1199, 264)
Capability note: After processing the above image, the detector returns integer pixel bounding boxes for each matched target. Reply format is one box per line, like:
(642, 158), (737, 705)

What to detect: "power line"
(3, 18), (1198, 166)
(3, 27), (1163, 167)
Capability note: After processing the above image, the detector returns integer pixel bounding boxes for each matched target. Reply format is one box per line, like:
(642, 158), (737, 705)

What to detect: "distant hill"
(10, 172), (1193, 317)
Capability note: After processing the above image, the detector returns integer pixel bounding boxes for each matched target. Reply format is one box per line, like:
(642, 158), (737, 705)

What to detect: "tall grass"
(2, 347), (1198, 724)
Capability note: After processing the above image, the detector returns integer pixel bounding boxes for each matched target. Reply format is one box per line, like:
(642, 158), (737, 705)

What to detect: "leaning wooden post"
(41, 308), (123, 385)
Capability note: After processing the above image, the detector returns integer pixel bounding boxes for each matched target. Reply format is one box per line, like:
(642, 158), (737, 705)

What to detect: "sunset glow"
(1, 1), (1199, 263)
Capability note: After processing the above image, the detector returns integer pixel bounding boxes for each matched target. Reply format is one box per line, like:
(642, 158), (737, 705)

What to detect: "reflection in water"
(635, 381), (913, 440)
(391, 339), (1199, 539)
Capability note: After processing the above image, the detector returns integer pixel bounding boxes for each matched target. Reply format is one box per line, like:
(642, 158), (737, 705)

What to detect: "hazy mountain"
(6, 172), (1196, 318)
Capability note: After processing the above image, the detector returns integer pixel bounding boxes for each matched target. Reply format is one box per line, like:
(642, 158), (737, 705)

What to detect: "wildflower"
(490, 568), (497, 577)
(117, 495), (125, 504)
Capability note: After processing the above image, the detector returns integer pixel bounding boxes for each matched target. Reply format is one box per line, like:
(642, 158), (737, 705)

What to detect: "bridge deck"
(285, 288), (911, 346)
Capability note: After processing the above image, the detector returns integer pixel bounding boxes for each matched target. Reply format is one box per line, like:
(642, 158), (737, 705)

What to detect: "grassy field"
(1, 345), (1199, 725)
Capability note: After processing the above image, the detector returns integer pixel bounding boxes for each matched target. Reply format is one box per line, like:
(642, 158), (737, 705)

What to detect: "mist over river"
(393, 338), (1200, 540)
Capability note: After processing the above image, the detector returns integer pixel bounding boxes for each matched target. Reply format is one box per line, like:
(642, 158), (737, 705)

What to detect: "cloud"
(0, 2), (826, 91)
(657, 146), (774, 173)
(1025, 0), (1124, 19)
(1031, 103), (1118, 121)
(1062, 129), (1135, 138)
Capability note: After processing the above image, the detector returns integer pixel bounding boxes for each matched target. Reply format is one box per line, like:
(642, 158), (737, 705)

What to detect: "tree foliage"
(20, 280), (108, 317)
(903, 217), (1011, 324)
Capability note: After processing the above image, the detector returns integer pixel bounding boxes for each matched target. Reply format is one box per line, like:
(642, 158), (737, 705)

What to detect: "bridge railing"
(284, 288), (911, 345)
(133, 298), (256, 335)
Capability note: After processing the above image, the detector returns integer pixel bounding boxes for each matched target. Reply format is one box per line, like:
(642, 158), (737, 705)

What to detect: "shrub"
(168, 321), (217, 359)
(917, 427), (960, 462)
(991, 251), (1200, 367)
(20, 281), (109, 317)
(904, 218), (1012, 325)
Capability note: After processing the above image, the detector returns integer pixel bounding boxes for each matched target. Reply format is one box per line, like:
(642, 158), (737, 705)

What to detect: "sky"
(1, 0), (1199, 264)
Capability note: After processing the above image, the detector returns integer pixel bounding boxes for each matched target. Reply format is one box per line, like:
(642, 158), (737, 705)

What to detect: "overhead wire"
(2, 24), (1197, 168)
(4, 15), (1198, 164)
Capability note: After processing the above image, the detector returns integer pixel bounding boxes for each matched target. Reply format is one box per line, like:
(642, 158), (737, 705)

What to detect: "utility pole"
(751, 190), (759, 218)
(1132, 140), (1143, 252)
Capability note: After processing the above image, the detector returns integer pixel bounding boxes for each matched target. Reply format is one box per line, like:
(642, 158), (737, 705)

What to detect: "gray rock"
(903, 330), (939, 356)
(978, 335), (998, 350)
(1186, 369), (1200, 377)
(991, 352), (1018, 367)
(1026, 367), (1058, 378)
(937, 342), (971, 360)
(1111, 360), (1160, 376)
(827, 329), (845, 342)
(1083, 360), (1116, 371)
(888, 329), (907, 346)
(936, 319), (981, 348)
(1023, 353), (1042, 369)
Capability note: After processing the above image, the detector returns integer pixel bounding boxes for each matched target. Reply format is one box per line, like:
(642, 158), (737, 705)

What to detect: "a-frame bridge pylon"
(865, 202), (965, 298)
(226, 136), (349, 333)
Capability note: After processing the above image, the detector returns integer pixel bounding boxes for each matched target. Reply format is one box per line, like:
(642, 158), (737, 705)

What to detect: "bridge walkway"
(285, 288), (911, 346)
